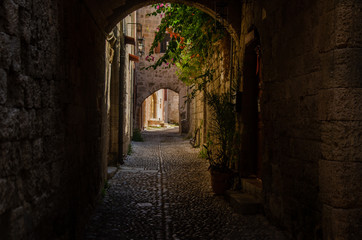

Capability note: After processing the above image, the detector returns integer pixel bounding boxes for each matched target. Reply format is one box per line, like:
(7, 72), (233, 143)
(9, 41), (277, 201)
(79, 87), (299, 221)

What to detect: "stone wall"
(188, 35), (233, 147)
(119, 13), (137, 160)
(166, 89), (180, 124)
(0, 0), (109, 238)
(142, 96), (151, 128)
(239, 0), (362, 239)
(107, 24), (121, 166)
(188, 90), (205, 145)
(176, 0), (362, 239)
(142, 89), (165, 128)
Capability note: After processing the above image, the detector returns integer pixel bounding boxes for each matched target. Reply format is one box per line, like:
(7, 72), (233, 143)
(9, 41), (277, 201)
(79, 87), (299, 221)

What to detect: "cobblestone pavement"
(85, 128), (288, 240)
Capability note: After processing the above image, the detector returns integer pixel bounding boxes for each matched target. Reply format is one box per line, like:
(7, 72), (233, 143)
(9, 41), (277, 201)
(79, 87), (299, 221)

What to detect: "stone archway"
(136, 82), (187, 132)
(140, 88), (181, 129)
(83, 0), (241, 44)
(138, 86), (185, 129)
(137, 84), (183, 107)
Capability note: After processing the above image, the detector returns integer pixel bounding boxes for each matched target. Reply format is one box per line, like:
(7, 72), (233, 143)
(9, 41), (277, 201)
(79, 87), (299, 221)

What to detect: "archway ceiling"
(84, 0), (241, 38)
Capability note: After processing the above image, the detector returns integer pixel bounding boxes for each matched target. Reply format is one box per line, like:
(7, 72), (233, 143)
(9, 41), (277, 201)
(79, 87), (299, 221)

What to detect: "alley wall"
(120, 13), (137, 162)
(188, 35), (234, 146)
(240, 0), (362, 239)
(107, 25), (121, 166)
(186, 1), (362, 239)
(166, 89), (180, 124)
(0, 0), (109, 239)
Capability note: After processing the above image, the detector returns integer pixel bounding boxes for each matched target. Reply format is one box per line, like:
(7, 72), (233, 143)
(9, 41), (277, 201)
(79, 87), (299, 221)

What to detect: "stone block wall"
(120, 13), (137, 160)
(167, 89), (180, 124)
(239, 0), (362, 239)
(240, 0), (323, 238)
(0, 0), (111, 238)
(142, 93), (152, 128)
(188, 89), (202, 142)
(61, 0), (110, 238)
(142, 89), (165, 128)
(188, 35), (233, 148)
(108, 26), (121, 166)
(1, 0), (66, 238)
(187, 1), (362, 238)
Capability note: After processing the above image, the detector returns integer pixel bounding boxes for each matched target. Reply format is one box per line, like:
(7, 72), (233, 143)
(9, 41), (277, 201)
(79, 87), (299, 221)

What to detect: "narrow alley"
(1, 1), (362, 239)
(85, 128), (287, 240)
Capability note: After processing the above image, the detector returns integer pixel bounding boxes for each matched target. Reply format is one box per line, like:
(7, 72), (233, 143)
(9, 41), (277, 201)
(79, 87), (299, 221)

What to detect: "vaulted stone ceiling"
(84, 0), (242, 39)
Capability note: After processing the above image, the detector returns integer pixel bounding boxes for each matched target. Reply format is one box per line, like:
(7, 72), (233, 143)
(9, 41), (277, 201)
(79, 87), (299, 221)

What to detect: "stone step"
(225, 190), (263, 215)
(241, 178), (263, 202)
(148, 119), (165, 127)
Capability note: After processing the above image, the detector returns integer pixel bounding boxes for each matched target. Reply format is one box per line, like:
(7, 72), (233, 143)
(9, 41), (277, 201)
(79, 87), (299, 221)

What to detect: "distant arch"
(138, 86), (181, 107)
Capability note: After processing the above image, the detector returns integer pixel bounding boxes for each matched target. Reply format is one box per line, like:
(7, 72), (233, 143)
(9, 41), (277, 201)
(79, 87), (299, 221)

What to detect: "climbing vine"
(145, 3), (225, 87)
(146, 3), (237, 172)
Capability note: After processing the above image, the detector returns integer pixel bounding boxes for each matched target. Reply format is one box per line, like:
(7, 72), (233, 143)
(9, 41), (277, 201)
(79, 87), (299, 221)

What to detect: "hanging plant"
(145, 3), (225, 86)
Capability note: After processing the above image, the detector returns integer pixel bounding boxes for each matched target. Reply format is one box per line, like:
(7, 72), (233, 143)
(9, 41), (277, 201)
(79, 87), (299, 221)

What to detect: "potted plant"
(202, 91), (236, 194)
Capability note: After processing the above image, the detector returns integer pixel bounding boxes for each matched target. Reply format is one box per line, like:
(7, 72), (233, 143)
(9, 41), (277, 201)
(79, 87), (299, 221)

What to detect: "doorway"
(240, 31), (263, 179)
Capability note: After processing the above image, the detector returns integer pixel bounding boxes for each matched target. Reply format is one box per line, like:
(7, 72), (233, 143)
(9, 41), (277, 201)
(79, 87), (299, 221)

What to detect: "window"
(160, 34), (170, 53)
(154, 33), (170, 54)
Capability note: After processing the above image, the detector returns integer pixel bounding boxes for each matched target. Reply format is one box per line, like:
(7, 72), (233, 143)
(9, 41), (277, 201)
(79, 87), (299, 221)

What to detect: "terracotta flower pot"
(210, 170), (232, 194)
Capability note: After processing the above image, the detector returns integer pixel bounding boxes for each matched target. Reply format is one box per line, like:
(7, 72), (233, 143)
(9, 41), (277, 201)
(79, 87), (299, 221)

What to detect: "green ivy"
(145, 3), (225, 86)
(204, 91), (236, 171)
(146, 4), (237, 172)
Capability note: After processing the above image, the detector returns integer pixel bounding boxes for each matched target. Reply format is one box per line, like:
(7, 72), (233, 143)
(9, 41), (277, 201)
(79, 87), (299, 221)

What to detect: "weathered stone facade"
(106, 14), (137, 166)
(240, 1), (362, 239)
(0, 0), (361, 239)
(142, 89), (165, 128)
(141, 89), (180, 128)
(187, 34), (235, 146)
(0, 0), (72, 238)
(166, 89), (180, 124)
(119, 13), (137, 162)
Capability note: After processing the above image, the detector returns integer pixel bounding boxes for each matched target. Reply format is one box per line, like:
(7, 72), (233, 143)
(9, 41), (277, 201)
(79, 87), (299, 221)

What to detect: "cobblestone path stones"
(85, 128), (288, 240)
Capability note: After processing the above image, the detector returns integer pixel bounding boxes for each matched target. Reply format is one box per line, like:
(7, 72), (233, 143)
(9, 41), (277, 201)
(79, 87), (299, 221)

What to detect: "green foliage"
(203, 91), (236, 172)
(127, 144), (133, 155)
(147, 4), (237, 172)
(101, 180), (109, 198)
(199, 146), (208, 159)
(145, 3), (225, 86)
(132, 128), (144, 142)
